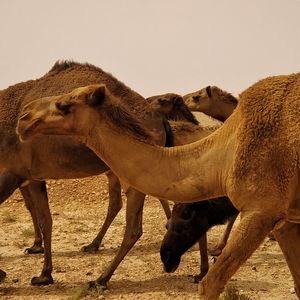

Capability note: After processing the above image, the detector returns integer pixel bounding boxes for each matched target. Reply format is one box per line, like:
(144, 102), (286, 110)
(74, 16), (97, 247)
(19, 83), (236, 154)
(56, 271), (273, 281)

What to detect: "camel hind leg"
(90, 187), (145, 288)
(274, 221), (300, 298)
(199, 211), (277, 300)
(82, 171), (122, 252)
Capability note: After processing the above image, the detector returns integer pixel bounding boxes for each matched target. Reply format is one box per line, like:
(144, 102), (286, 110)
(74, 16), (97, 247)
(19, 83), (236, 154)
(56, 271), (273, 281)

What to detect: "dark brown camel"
(0, 61), (168, 285)
(161, 198), (238, 283)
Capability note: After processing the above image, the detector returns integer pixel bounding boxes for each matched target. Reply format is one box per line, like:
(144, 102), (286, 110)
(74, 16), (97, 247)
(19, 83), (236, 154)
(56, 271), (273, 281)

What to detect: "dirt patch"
(0, 175), (297, 299)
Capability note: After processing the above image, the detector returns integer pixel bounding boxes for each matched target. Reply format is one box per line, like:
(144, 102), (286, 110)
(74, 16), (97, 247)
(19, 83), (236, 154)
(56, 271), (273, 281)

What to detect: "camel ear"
(87, 85), (106, 107)
(206, 86), (212, 98)
(173, 96), (183, 106)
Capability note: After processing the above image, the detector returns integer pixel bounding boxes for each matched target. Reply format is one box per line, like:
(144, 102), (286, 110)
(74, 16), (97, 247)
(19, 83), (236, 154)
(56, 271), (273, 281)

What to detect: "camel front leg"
(82, 171), (122, 252)
(159, 199), (171, 220)
(194, 233), (209, 283)
(90, 187), (145, 288)
(274, 221), (300, 298)
(0, 169), (24, 204)
(208, 214), (238, 256)
(20, 183), (44, 254)
(24, 181), (53, 286)
(199, 211), (276, 300)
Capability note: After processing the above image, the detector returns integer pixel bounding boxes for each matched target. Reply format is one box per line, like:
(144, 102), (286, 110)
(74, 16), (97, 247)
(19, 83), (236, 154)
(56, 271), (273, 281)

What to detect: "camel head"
(147, 93), (199, 125)
(160, 203), (207, 273)
(17, 84), (151, 143)
(183, 86), (238, 121)
(17, 84), (109, 141)
(147, 93), (183, 115)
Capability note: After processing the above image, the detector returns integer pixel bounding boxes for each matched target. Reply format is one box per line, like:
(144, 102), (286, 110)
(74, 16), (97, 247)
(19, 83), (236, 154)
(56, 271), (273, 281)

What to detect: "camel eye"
(158, 99), (168, 106)
(56, 101), (73, 115)
(192, 95), (201, 102)
(181, 209), (191, 220)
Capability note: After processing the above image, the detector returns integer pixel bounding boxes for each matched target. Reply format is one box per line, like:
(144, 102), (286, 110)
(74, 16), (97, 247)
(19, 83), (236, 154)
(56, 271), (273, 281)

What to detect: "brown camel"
(0, 61), (170, 286)
(183, 85), (238, 121)
(17, 76), (300, 299)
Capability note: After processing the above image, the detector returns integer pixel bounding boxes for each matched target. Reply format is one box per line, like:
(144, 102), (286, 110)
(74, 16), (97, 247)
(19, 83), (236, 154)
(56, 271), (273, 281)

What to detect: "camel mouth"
(162, 255), (181, 273)
(16, 118), (43, 142)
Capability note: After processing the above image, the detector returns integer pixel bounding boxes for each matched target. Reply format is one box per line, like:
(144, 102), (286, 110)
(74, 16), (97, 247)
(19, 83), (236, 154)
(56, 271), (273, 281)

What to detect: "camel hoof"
(268, 232), (276, 241)
(0, 269), (6, 283)
(88, 280), (107, 291)
(31, 275), (54, 286)
(25, 245), (44, 254)
(193, 274), (204, 284)
(81, 244), (99, 253)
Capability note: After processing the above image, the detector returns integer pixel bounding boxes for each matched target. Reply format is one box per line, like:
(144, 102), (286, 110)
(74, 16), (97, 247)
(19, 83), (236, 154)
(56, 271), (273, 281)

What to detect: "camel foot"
(31, 274), (54, 286)
(81, 244), (99, 253)
(25, 245), (44, 254)
(0, 269), (6, 283)
(193, 272), (206, 284)
(268, 232), (276, 241)
(88, 280), (107, 291)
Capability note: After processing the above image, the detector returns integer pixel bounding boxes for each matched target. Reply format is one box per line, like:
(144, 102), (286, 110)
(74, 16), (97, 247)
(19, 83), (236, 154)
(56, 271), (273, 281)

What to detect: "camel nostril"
(192, 95), (200, 101)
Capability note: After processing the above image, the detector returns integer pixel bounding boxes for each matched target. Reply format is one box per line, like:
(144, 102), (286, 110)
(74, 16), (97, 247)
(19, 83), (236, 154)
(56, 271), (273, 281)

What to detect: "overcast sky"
(0, 0), (299, 97)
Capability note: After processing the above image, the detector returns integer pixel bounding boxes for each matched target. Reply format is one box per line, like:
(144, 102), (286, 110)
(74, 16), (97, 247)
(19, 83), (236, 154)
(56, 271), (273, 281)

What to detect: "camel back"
(0, 61), (165, 143)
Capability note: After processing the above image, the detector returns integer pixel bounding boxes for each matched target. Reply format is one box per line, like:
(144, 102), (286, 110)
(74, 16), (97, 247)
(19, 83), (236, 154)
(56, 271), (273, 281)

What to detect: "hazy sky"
(0, 0), (299, 97)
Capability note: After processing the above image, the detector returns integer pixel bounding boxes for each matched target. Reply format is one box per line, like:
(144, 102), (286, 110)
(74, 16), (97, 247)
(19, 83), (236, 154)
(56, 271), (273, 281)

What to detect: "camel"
(17, 76), (300, 300)
(183, 85), (238, 121)
(0, 61), (171, 286)
(161, 197), (238, 283)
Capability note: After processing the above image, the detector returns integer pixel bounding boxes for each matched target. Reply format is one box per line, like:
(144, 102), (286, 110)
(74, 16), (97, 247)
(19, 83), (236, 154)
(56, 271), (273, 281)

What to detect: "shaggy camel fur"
(17, 76), (300, 299)
(183, 85), (238, 121)
(0, 61), (169, 286)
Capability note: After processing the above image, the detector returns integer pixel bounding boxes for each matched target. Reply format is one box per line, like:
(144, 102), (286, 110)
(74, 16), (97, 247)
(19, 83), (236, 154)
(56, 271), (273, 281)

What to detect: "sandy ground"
(0, 174), (298, 300)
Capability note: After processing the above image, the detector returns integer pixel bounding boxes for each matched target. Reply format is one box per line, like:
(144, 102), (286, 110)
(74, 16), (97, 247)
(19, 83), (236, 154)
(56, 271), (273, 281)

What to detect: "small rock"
(12, 278), (19, 283)
(251, 266), (257, 271)
(86, 271), (93, 275)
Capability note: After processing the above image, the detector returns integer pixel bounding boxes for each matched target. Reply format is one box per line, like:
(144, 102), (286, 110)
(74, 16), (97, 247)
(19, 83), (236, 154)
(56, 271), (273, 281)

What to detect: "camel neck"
(86, 118), (236, 203)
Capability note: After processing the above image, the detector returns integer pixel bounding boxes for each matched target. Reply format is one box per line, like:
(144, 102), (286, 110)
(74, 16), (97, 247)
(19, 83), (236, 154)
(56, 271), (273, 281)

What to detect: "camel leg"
(208, 214), (238, 256)
(194, 233), (209, 283)
(199, 211), (276, 300)
(274, 222), (300, 298)
(23, 181), (53, 286)
(20, 184), (44, 254)
(89, 187), (145, 288)
(0, 269), (6, 283)
(159, 199), (171, 220)
(82, 171), (122, 252)
(0, 169), (24, 204)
